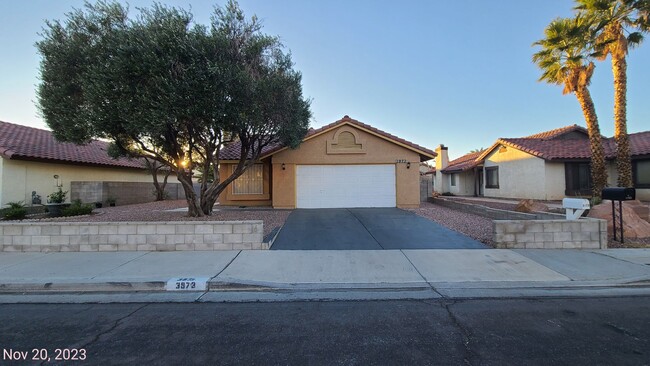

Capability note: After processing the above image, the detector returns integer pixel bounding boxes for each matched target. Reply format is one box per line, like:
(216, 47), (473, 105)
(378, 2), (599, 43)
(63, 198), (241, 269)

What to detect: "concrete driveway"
(271, 208), (487, 250)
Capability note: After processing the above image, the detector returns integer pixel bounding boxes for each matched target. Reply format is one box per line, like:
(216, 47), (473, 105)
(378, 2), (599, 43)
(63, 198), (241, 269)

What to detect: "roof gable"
(220, 116), (436, 161)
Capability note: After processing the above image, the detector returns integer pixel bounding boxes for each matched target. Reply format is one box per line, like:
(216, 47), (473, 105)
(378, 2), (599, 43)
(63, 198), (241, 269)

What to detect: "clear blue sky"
(1, 0), (648, 160)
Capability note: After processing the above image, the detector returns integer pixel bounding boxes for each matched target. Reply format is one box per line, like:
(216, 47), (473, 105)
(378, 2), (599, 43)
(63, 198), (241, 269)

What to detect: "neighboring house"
(434, 125), (650, 201)
(218, 115), (436, 209)
(0, 121), (180, 206)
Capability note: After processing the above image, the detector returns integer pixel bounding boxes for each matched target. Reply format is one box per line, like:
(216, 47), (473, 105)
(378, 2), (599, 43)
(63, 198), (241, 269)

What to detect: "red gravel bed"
(607, 237), (650, 249)
(24, 200), (290, 237)
(447, 198), (518, 212)
(408, 202), (495, 247)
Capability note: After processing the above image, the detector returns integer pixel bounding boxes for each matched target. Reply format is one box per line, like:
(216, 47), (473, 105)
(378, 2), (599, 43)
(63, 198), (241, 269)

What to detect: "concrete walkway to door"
(271, 208), (487, 250)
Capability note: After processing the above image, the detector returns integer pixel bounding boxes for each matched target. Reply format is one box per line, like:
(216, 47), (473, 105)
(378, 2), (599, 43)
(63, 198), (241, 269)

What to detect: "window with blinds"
(232, 164), (264, 195)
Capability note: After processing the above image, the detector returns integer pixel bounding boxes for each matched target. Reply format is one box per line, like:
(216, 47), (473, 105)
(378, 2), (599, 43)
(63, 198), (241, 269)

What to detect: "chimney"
(434, 144), (449, 193)
(435, 144), (449, 170)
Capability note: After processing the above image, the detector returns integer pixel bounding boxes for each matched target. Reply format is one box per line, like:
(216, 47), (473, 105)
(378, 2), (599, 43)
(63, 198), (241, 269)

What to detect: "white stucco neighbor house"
(0, 121), (180, 207)
(434, 125), (650, 201)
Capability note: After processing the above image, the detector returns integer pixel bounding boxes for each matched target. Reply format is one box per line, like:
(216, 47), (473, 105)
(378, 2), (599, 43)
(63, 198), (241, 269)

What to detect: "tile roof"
(441, 125), (650, 175)
(523, 124), (588, 139)
(220, 115), (437, 161)
(480, 127), (650, 161)
(0, 121), (144, 169)
(219, 139), (283, 160)
(628, 131), (650, 157)
(441, 150), (484, 173)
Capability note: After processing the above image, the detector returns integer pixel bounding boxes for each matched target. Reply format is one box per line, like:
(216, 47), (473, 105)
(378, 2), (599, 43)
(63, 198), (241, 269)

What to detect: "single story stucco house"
(434, 125), (650, 201)
(218, 116), (436, 209)
(0, 121), (180, 207)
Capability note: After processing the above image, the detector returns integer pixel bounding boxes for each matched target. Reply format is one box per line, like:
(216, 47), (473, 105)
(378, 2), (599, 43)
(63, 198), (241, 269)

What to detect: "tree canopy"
(37, 0), (311, 216)
(533, 15), (608, 198)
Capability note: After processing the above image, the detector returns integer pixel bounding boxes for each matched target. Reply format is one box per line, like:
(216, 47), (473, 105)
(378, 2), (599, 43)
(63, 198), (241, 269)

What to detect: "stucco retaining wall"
(0, 221), (265, 252)
(493, 218), (608, 249)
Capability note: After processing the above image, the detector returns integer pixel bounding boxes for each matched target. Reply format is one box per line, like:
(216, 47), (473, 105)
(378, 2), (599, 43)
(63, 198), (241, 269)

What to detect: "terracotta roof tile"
(628, 131), (650, 156)
(524, 124), (588, 139)
(0, 121), (144, 169)
(220, 115), (436, 161)
(495, 130), (649, 161)
(219, 140), (283, 160)
(453, 125), (650, 171)
(441, 150), (484, 173)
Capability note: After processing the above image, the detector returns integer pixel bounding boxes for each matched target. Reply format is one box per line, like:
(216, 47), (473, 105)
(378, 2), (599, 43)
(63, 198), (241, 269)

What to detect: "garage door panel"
(296, 165), (396, 208)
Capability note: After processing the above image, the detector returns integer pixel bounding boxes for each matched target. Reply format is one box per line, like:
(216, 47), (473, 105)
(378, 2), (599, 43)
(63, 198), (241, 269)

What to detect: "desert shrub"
(440, 192), (455, 196)
(3, 201), (27, 220)
(62, 200), (94, 217)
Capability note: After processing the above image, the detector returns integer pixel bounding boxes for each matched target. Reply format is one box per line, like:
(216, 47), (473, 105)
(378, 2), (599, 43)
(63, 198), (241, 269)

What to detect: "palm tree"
(575, 0), (650, 187)
(533, 16), (608, 198)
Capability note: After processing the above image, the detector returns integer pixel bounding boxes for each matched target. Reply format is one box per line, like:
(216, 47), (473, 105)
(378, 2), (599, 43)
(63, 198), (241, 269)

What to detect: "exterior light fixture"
(406, 162), (411, 169)
(282, 163), (286, 170)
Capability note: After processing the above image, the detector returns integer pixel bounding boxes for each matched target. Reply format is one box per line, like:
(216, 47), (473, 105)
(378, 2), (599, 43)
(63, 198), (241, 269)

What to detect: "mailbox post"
(601, 188), (636, 243)
(562, 198), (591, 220)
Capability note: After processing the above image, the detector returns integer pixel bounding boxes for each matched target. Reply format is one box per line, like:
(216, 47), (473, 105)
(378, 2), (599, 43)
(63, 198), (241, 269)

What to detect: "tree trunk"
(575, 87), (608, 199)
(200, 186), (221, 215)
(176, 170), (202, 217)
(612, 54), (633, 187)
(152, 169), (171, 201)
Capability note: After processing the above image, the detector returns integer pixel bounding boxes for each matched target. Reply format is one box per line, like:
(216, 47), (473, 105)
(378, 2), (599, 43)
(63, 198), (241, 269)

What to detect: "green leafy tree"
(575, 0), (650, 187)
(37, 1), (311, 216)
(533, 16), (608, 198)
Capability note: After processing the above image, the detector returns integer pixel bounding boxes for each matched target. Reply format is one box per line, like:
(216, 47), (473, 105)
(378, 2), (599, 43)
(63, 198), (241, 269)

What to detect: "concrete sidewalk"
(0, 249), (649, 302)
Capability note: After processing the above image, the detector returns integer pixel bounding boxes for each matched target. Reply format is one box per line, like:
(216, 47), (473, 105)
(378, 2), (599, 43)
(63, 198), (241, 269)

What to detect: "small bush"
(47, 187), (68, 203)
(441, 192), (455, 196)
(3, 201), (27, 220)
(62, 200), (94, 217)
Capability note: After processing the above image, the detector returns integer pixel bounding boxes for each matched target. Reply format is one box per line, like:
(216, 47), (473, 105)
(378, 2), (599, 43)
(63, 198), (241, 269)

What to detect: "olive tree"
(37, 1), (311, 216)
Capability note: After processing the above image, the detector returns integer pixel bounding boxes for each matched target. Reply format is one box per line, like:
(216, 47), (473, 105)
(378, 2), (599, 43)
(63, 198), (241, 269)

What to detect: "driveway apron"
(271, 208), (486, 250)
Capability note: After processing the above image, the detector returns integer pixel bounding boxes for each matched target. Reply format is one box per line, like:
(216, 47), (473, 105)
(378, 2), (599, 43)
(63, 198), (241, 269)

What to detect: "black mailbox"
(602, 187), (635, 201)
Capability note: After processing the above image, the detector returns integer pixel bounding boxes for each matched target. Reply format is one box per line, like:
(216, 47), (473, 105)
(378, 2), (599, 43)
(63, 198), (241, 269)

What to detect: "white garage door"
(296, 165), (396, 208)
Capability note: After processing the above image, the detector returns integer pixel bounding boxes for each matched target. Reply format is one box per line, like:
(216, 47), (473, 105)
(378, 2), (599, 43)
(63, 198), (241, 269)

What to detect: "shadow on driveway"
(271, 208), (487, 250)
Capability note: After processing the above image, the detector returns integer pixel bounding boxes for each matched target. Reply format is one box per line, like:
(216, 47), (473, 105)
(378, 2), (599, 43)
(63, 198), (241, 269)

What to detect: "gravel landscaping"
(21, 200), (290, 237)
(408, 202), (495, 247)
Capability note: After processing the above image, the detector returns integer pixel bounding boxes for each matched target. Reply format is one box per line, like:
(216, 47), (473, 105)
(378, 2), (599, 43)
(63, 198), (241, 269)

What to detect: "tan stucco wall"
(605, 161), (650, 200)
(0, 158), (177, 207)
(218, 162), (272, 207)
(271, 124), (422, 208)
(448, 171), (475, 196)
(271, 162), (296, 209)
(483, 146), (548, 200)
(544, 162), (566, 200)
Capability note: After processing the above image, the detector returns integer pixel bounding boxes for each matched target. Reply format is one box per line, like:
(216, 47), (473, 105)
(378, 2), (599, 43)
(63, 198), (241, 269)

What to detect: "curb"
(2, 279), (650, 298)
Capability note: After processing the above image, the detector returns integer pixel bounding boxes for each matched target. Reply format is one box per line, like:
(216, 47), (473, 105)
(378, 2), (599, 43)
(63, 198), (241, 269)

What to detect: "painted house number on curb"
(166, 277), (209, 291)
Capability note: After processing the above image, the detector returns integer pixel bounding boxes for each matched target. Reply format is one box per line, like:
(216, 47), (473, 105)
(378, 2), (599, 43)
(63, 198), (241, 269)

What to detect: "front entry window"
(565, 162), (592, 196)
(633, 159), (650, 188)
(233, 164), (263, 195)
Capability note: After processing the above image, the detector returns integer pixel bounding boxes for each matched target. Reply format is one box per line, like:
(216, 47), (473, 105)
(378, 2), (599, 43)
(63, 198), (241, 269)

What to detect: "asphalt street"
(1, 297), (648, 365)
(272, 208), (487, 250)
